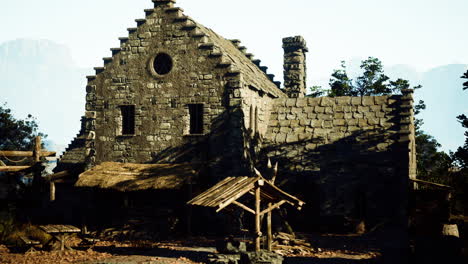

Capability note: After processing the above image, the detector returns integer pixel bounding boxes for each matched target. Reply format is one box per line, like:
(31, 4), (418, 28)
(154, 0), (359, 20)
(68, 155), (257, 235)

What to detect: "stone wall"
(282, 36), (308, 98)
(263, 91), (415, 225)
(78, 0), (284, 178)
(84, 1), (234, 171)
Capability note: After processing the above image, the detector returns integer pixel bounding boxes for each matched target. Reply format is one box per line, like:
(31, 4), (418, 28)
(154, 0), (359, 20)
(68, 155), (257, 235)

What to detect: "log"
(0, 151), (55, 157)
(44, 170), (70, 182)
(267, 203), (272, 251)
(50, 182), (56, 201)
(232, 200), (255, 215)
(410, 178), (452, 189)
(33, 136), (41, 162)
(0, 166), (31, 172)
(255, 183), (261, 252)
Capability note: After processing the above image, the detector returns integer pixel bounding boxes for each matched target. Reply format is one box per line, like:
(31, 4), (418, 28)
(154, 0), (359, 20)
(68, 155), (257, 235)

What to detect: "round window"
(152, 53), (173, 75)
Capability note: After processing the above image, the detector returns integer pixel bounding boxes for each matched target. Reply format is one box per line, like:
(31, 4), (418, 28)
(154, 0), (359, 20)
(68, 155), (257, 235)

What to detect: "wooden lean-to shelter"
(75, 162), (197, 191)
(188, 172), (304, 252)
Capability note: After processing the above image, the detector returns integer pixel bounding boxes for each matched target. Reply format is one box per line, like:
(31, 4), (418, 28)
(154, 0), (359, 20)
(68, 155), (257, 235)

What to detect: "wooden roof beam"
(0, 151), (55, 157)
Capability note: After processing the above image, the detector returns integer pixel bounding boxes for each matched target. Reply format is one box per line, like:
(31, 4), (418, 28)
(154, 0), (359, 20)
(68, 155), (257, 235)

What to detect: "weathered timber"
(232, 200), (255, 214)
(260, 200), (287, 216)
(255, 182), (261, 251)
(44, 170), (70, 182)
(0, 151), (56, 157)
(0, 166), (32, 172)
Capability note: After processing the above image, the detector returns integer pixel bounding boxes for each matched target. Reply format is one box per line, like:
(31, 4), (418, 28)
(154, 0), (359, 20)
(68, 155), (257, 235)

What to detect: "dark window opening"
(121, 105), (135, 135)
(153, 53), (173, 75)
(189, 104), (203, 134)
(171, 98), (177, 108)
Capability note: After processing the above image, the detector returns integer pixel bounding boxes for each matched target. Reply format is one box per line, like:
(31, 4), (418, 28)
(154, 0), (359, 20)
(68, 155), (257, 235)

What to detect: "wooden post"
(249, 105), (254, 137)
(50, 182), (56, 201)
(267, 204), (272, 251)
(255, 180), (263, 252)
(254, 106), (258, 134)
(33, 136), (41, 163)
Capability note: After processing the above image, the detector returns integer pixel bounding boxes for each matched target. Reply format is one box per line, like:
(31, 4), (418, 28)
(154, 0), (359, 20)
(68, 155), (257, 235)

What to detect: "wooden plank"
(260, 200), (286, 216)
(50, 182), (56, 201)
(0, 151), (56, 157)
(187, 177), (234, 205)
(231, 200), (255, 214)
(199, 177), (244, 206)
(271, 162), (278, 184)
(33, 136), (41, 162)
(0, 166), (31, 172)
(206, 177), (252, 207)
(44, 170), (70, 182)
(214, 177), (258, 208)
(262, 181), (305, 209)
(216, 182), (256, 212)
(193, 178), (241, 206)
(267, 203), (272, 251)
(255, 184), (261, 252)
(410, 178), (452, 189)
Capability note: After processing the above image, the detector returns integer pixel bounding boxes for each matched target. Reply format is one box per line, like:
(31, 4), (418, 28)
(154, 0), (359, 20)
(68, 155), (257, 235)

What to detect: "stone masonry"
(282, 36), (308, 98)
(57, 0), (416, 228)
(263, 90), (416, 225)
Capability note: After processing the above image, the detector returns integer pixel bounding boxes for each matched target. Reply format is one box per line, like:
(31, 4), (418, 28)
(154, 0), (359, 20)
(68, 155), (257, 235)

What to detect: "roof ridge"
(228, 39), (281, 88)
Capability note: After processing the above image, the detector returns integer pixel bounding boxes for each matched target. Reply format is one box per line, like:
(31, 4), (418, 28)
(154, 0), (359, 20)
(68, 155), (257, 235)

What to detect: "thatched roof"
(75, 162), (197, 192)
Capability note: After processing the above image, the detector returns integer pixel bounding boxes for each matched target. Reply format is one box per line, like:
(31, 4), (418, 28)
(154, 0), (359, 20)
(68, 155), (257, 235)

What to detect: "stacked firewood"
(271, 232), (314, 255)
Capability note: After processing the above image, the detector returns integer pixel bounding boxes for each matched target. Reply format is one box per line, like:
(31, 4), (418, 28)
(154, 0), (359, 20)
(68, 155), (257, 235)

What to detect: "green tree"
(0, 103), (46, 151)
(328, 57), (421, 97)
(462, 69), (468, 91)
(325, 57), (450, 183)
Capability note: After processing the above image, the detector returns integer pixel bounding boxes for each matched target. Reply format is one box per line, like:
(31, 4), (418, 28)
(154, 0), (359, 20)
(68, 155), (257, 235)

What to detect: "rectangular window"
(121, 105), (135, 135)
(188, 104), (203, 134)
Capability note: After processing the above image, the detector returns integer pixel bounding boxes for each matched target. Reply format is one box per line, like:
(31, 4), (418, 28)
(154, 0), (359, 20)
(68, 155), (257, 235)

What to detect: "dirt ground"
(0, 234), (386, 264)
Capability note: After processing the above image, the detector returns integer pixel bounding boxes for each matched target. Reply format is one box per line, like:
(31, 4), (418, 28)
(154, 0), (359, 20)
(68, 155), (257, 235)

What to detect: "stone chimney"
(282, 36), (308, 98)
(153, 0), (176, 8)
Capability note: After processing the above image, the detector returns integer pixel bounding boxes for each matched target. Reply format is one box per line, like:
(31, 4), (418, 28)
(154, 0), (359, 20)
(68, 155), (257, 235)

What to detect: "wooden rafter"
(0, 166), (32, 172)
(232, 200), (255, 214)
(188, 168), (305, 252)
(0, 151), (55, 157)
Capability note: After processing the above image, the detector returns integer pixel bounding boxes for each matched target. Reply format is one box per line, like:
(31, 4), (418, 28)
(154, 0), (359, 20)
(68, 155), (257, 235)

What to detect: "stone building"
(56, 0), (416, 230)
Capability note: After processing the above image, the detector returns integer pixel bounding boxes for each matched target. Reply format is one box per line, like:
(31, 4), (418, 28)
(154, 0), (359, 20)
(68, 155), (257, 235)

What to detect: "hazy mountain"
(313, 61), (467, 153)
(1, 39), (466, 154)
(0, 39), (91, 151)
(386, 64), (466, 152)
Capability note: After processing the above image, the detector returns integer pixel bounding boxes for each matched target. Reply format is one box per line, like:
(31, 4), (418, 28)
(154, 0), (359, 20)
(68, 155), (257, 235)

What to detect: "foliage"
(462, 69), (468, 90)
(327, 57), (421, 97)
(0, 103), (46, 151)
(307, 85), (326, 98)
(449, 71), (468, 214)
(322, 57), (455, 188)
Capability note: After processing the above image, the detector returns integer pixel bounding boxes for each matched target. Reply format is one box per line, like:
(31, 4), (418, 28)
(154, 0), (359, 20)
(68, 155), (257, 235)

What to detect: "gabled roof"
(196, 24), (286, 98)
(75, 162), (197, 191)
(188, 176), (304, 213)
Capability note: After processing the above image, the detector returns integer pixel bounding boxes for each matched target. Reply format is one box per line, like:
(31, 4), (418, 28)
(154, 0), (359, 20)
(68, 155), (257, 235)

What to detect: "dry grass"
(75, 162), (197, 192)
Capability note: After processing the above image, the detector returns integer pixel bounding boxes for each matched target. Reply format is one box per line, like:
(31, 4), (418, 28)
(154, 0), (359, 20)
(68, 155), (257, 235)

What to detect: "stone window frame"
(147, 50), (175, 79)
(117, 104), (136, 137)
(183, 103), (207, 136)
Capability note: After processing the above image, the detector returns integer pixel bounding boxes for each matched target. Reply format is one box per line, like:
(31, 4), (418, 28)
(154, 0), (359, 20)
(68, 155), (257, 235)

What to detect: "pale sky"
(1, 0), (467, 151)
(2, 0), (467, 81)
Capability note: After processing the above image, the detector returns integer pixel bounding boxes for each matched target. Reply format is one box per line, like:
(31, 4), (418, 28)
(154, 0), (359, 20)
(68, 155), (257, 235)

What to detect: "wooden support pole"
(50, 182), (56, 201)
(33, 136), (41, 162)
(232, 200), (255, 215)
(0, 166), (32, 172)
(255, 181), (262, 252)
(254, 106), (258, 134)
(267, 203), (272, 251)
(249, 105), (254, 137)
(0, 151), (55, 157)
